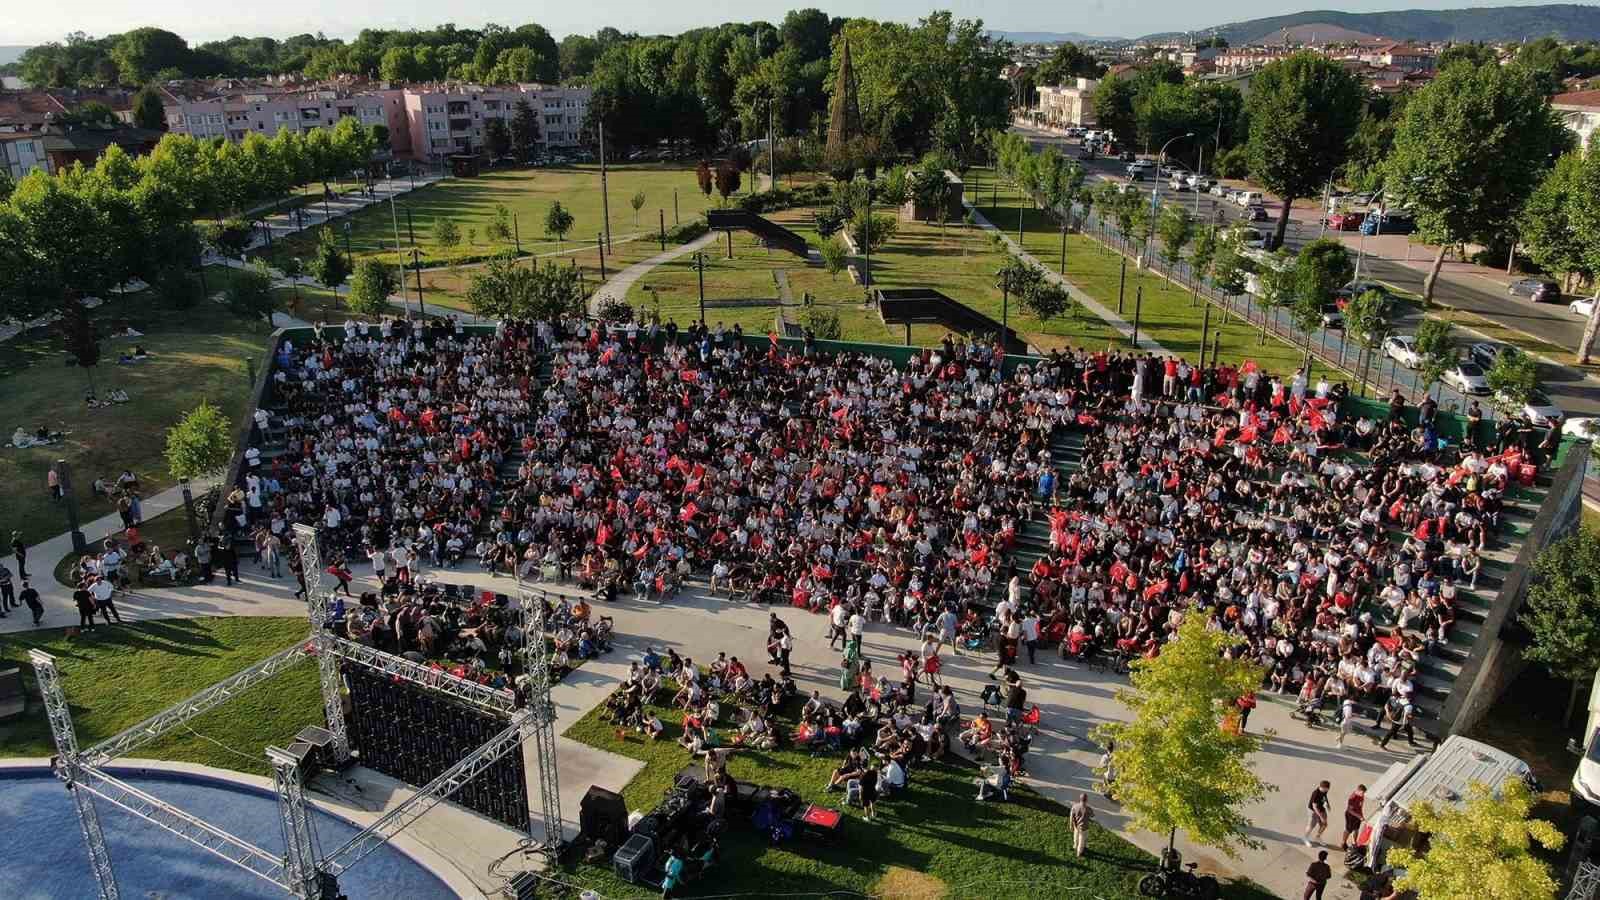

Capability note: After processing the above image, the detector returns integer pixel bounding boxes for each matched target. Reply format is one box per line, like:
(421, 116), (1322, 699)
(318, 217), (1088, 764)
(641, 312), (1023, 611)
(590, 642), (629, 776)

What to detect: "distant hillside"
(0, 46), (30, 67)
(988, 31), (1117, 45)
(1146, 4), (1600, 44)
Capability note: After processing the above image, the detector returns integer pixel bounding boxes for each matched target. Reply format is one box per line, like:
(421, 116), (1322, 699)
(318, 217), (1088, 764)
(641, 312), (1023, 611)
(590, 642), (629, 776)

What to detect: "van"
(1357, 736), (1534, 870)
(1235, 191), (1263, 207)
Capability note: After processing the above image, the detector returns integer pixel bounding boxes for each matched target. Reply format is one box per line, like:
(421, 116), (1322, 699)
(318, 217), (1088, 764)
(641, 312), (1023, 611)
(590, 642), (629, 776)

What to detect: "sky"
(1, 0), (1574, 46)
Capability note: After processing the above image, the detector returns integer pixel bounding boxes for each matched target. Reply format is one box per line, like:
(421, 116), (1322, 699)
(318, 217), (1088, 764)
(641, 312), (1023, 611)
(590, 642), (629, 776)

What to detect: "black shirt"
(73, 589), (95, 615)
(1007, 685), (1027, 710)
(1308, 786), (1329, 814)
(19, 586), (39, 607)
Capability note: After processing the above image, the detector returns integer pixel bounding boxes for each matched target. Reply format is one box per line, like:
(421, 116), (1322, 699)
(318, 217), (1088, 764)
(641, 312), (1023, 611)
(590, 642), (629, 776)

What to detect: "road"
(1009, 122), (1600, 418)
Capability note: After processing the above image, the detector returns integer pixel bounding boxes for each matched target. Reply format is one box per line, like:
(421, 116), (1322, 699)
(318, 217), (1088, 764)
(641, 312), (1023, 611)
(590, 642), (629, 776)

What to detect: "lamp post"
(1145, 132), (1194, 266)
(694, 252), (707, 324)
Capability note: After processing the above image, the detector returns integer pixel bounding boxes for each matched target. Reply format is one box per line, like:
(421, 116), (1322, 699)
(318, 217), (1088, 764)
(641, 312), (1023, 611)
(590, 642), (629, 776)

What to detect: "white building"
(162, 87), (393, 144)
(1553, 90), (1600, 152)
(1036, 78), (1098, 128)
(0, 128), (47, 179)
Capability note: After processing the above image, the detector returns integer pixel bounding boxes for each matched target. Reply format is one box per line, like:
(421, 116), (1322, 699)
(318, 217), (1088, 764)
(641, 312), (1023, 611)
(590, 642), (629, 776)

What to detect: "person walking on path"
(936, 606), (961, 656)
(20, 580), (43, 626)
(1379, 699), (1419, 751)
(12, 531), (28, 579)
(1334, 697), (1358, 749)
(261, 531), (283, 578)
(1070, 793), (1095, 858)
(847, 606), (866, 656)
(1304, 780), (1331, 846)
(827, 601), (848, 650)
(368, 544), (388, 584)
(195, 536), (214, 583)
(216, 538), (240, 586)
(89, 575), (122, 625)
(73, 584), (97, 632)
(0, 561), (14, 615)
(1303, 850), (1333, 900)
(1341, 785), (1366, 852)
(1021, 610), (1040, 665)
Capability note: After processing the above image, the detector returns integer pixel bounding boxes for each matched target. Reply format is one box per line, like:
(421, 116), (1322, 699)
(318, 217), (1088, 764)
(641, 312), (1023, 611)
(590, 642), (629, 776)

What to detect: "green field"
(0, 293), (270, 548)
(258, 163), (721, 271)
(562, 681), (1271, 900)
(0, 618), (320, 778)
(965, 168), (1334, 381)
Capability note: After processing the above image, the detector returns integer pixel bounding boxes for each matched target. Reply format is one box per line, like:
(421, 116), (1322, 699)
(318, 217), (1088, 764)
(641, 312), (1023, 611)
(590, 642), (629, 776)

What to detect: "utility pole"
(598, 117), (612, 252)
(1117, 255), (1128, 314)
(659, 210), (666, 252)
(598, 232), (607, 282)
(673, 189), (679, 225)
(513, 214), (522, 256)
(411, 248), (425, 316)
(695, 252), (706, 324)
(389, 190), (405, 307)
(58, 459), (87, 551)
(1059, 224), (1067, 275)
(405, 207), (415, 246)
(1132, 284), (1144, 348)
(768, 97), (777, 191)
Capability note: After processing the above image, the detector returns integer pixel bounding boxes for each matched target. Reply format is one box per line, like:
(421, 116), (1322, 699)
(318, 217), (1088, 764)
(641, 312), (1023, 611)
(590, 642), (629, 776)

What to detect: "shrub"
(665, 220), (710, 244)
(597, 297), (634, 322)
(803, 306), (842, 340)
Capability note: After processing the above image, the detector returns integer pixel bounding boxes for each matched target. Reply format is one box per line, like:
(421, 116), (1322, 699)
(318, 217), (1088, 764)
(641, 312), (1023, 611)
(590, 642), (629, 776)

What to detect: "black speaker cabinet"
(580, 784), (628, 847)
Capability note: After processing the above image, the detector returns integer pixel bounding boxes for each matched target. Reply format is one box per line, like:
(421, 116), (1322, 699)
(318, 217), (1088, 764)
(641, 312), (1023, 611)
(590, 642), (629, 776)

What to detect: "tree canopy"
(164, 400), (236, 482)
(1245, 52), (1364, 247)
(1389, 777), (1563, 900)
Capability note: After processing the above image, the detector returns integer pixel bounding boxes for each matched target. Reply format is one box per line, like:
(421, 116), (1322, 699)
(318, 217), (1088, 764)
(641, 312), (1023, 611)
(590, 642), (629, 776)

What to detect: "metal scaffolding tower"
(1571, 862), (1600, 900)
(29, 523), (567, 896)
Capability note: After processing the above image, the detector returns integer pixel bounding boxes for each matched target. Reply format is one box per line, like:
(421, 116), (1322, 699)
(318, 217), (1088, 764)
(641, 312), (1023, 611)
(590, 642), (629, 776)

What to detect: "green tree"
(1156, 205), (1194, 286)
(1565, 139), (1600, 363)
(225, 260), (277, 325)
(347, 258), (398, 316)
(1382, 61), (1567, 306)
(432, 217), (462, 251)
(818, 236), (848, 280)
(132, 85), (167, 131)
(1345, 289), (1394, 390)
(1289, 237), (1353, 342)
(60, 299), (102, 392)
(803, 306), (842, 340)
(1035, 42), (1104, 86)
(1210, 230), (1250, 296)
(510, 99), (540, 159)
(485, 203), (513, 244)
(848, 211), (896, 253)
(1389, 778), (1564, 900)
(1245, 53), (1364, 249)
(1092, 75), (1138, 147)
(483, 117), (511, 159)
(1092, 615), (1272, 858)
(1523, 527), (1600, 725)
(164, 400), (235, 482)
(1021, 280), (1072, 323)
(112, 28), (191, 84)
(1413, 317), (1457, 399)
(1486, 349), (1540, 411)
(630, 190), (647, 227)
(1190, 224), (1219, 286)
(909, 160), (951, 223)
(1520, 152), (1590, 292)
(465, 252), (530, 320)
(544, 201), (574, 248)
(311, 226), (350, 289)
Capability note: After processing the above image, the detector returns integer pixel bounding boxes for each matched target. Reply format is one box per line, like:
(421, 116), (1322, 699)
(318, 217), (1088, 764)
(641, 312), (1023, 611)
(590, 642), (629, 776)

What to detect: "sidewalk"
(589, 232), (718, 315)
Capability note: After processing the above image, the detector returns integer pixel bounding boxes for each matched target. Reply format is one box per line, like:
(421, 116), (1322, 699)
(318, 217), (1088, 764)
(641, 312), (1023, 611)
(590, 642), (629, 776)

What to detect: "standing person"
(1006, 677), (1028, 727)
(261, 531), (283, 579)
(1340, 785), (1366, 852)
(1304, 780), (1331, 846)
(858, 759), (880, 822)
(73, 583), (97, 632)
(776, 627), (793, 677)
(0, 561), (14, 615)
(367, 544), (388, 583)
(326, 559), (354, 597)
(390, 542), (413, 583)
(827, 601), (848, 650)
(847, 606), (866, 656)
(12, 531), (28, 579)
(194, 536), (214, 583)
(936, 605), (961, 656)
(89, 575), (122, 625)
(216, 538), (240, 586)
(1379, 700), (1418, 750)
(47, 467), (61, 501)
(20, 580), (43, 626)
(1303, 850), (1333, 900)
(1020, 609), (1040, 665)
(1069, 793), (1095, 858)
(1236, 692), (1258, 732)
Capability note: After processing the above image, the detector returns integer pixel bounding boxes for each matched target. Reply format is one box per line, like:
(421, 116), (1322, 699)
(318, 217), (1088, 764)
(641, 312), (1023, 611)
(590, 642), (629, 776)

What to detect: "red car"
(1326, 212), (1362, 231)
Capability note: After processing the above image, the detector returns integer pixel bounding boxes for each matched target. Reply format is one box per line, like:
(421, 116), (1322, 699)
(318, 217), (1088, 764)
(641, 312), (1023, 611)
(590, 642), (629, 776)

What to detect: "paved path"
(967, 202), (1170, 355)
(589, 232), (718, 315)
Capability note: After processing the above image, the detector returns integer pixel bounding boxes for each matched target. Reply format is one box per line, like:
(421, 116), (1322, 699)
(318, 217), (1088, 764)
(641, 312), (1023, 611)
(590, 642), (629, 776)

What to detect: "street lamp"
(1145, 132), (1194, 266)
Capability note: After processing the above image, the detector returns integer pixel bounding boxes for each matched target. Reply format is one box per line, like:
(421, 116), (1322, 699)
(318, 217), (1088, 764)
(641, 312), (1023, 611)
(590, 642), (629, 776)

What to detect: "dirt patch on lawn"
(872, 866), (946, 899)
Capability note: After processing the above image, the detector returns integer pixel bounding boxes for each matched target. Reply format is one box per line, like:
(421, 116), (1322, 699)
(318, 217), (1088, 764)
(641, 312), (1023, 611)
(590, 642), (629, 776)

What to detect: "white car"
(1235, 191), (1264, 207)
(1467, 341), (1516, 370)
(1563, 417), (1600, 440)
(1441, 361), (1490, 396)
(1187, 175), (1216, 192)
(1496, 389), (1564, 426)
(1384, 335), (1422, 369)
(1571, 297), (1598, 318)
(1209, 184), (1229, 198)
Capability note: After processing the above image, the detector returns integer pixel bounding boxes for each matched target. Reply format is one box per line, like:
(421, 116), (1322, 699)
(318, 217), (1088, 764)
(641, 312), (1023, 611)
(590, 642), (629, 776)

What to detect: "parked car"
(1326, 212), (1363, 231)
(1384, 335), (1422, 369)
(1168, 177), (1190, 191)
(1126, 159), (1154, 177)
(1209, 183), (1229, 198)
(1508, 277), (1560, 303)
(1467, 341), (1517, 369)
(1243, 205), (1269, 223)
(1360, 213), (1417, 235)
(1496, 389), (1564, 426)
(1319, 304), (1345, 329)
(1118, 149), (1135, 162)
(1235, 191), (1264, 207)
(1186, 175), (1216, 192)
(1233, 228), (1268, 250)
(1441, 361), (1491, 396)
(1564, 417), (1600, 440)
(1572, 297), (1599, 318)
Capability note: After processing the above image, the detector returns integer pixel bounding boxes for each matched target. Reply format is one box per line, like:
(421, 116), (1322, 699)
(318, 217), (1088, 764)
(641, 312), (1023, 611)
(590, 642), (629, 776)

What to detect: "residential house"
(1553, 90), (1600, 151)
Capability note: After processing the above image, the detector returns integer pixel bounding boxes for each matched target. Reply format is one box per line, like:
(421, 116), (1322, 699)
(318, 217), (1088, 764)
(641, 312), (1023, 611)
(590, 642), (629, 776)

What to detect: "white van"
(1358, 736), (1534, 870)
(1571, 669), (1600, 809)
(1235, 191), (1264, 207)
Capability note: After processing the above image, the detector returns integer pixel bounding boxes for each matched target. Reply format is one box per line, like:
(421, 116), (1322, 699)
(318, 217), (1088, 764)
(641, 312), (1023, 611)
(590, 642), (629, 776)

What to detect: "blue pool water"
(0, 767), (457, 899)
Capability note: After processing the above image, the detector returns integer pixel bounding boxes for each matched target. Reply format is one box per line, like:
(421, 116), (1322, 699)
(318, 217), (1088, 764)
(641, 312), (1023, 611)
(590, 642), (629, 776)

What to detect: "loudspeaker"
(501, 870), (539, 899)
(580, 785), (628, 847)
(612, 833), (655, 884)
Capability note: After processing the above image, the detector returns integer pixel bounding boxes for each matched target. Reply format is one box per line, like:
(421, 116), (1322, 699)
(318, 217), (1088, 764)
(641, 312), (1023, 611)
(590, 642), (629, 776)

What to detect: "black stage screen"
(342, 663), (531, 831)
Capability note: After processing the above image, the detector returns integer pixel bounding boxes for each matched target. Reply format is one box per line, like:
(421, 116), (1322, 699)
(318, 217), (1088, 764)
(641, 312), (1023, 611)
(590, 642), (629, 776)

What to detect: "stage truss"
(29, 523), (563, 899)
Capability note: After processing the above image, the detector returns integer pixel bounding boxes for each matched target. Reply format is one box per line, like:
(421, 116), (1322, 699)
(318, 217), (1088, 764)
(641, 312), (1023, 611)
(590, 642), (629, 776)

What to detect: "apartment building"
(402, 84), (589, 161)
(163, 86), (393, 144)
(0, 129), (47, 180)
(1553, 90), (1600, 152)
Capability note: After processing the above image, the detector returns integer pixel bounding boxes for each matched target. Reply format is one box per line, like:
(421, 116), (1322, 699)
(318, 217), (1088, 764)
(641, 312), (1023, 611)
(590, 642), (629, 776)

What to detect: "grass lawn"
(0, 296), (271, 548)
(965, 168), (1335, 382)
(52, 505), (196, 588)
(561, 692), (1271, 900)
(0, 617), (321, 779)
(418, 235), (665, 314)
(257, 163), (718, 272)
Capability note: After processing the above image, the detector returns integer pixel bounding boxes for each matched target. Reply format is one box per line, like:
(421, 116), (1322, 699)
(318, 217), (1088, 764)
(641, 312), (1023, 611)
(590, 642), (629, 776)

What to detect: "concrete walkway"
(966, 201), (1171, 355)
(589, 232), (718, 315)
